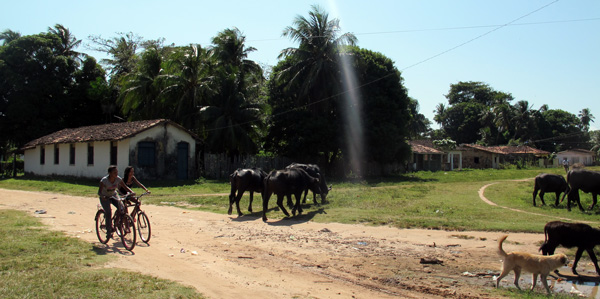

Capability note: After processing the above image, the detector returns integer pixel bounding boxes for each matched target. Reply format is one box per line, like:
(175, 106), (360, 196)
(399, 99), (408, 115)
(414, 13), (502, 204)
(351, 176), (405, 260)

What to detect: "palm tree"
(119, 47), (165, 120)
(161, 44), (214, 129)
(434, 103), (446, 128)
(0, 29), (21, 45)
(512, 100), (535, 141)
(48, 24), (81, 58)
(199, 28), (265, 156)
(578, 108), (595, 131)
(277, 5), (357, 114)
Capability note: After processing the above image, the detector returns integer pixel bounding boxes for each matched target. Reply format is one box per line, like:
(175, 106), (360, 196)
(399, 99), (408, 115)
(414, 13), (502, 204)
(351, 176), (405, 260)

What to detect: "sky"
(3, 0), (599, 130)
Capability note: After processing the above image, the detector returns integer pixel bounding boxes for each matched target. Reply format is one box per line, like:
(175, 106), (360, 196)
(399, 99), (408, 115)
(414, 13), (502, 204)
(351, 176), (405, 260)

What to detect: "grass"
(1, 166), (599, 233)
(0, 209), (203, 298)
(1, 166), (597, 298)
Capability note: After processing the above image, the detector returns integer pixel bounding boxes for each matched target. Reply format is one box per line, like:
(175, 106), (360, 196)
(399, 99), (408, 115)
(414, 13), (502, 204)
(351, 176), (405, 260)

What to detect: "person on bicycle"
(98, 165), (134, 237)
(119, 166), (150, 203)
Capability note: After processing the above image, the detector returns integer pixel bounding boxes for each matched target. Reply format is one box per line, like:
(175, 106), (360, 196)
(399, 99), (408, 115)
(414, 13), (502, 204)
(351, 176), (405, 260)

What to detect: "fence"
(201, 153), (293, 180)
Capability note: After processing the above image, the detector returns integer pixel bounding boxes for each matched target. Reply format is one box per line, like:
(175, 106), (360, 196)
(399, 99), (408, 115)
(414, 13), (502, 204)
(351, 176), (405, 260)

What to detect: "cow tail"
(497, 235), (508, 258)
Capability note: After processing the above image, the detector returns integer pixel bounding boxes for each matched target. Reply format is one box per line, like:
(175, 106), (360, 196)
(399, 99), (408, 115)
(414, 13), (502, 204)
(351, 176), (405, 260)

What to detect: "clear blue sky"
(3, 0), (599, 130)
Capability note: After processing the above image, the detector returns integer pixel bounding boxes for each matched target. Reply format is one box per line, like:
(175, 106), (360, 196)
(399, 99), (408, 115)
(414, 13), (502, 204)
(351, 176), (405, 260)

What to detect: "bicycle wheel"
(136, 211), (151, 243)
(95, 210), (109, 244)
(120, 214), (136, 251)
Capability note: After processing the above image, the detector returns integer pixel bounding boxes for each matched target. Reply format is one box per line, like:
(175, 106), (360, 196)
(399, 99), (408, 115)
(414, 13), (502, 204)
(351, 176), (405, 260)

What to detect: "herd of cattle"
(533, 168), (600, 277)
(228, 163), (331, 221)
(228, 165), (600, 278)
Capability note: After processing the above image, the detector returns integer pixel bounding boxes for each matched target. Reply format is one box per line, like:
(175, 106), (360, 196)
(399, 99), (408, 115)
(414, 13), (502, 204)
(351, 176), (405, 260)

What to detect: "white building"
(556, 149), (596, 167)
(22, 119), (200, 180)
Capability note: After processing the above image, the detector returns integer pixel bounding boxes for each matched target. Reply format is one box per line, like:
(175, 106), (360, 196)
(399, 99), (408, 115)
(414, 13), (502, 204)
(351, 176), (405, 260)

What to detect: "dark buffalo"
(261, 168), (323, 221)
(285, 163), (331, 205)
(228, 168), (267, 216)
(564, 169), (600, 211)
(532, 173), (569, 206)
(540, 221), (600, 276)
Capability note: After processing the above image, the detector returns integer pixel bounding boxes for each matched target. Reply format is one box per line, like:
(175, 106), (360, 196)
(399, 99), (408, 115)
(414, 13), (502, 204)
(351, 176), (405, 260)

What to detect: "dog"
(496, 235), (567, 294)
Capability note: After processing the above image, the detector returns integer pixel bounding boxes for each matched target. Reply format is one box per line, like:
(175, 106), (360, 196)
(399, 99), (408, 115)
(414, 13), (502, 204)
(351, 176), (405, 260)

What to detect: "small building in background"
(556, 149), (596, 167)
(458, 144), (551, 169)
(21, 119), (200, 180)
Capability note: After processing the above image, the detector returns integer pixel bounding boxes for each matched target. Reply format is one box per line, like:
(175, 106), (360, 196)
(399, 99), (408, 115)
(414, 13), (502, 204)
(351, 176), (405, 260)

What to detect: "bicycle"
(124, 191), (152, 244)
(95, 195), (137, 251)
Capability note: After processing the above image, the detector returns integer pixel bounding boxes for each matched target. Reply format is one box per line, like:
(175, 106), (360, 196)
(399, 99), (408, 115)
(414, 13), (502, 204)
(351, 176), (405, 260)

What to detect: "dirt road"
(0, 188), (584, 298)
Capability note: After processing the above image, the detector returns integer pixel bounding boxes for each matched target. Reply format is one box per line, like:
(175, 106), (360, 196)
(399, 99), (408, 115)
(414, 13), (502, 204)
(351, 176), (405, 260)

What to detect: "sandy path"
(0, 188), (586, 298)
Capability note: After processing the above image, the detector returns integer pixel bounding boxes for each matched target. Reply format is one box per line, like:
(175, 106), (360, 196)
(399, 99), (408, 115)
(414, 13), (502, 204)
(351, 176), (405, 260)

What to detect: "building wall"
(460, 148), (496, 169)
(24, 123), (197, 180)
(556, 151), (594, 166)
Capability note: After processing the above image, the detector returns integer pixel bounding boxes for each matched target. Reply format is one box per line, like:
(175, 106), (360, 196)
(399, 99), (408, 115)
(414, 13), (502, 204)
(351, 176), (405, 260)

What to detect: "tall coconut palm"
(277, 5), (357, 114)
(119, 47), (165, 120)
(0, 29), (21, 45)
(200, 28), (265, 156)
(161, 44), (214, 130)
(512, 100), (535, 141)
(578, 108), (595, 131)
(48, 24), (81, 58)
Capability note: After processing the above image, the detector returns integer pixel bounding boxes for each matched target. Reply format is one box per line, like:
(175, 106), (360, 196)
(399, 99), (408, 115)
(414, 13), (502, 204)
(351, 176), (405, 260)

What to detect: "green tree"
(578, 108), (595, 132)
(407, 98), (431, 139)
(0, 29), (21, 45)
(199, 28), (265, 156)
(161, 44), (214, 130)
(277, 5), (356, 114)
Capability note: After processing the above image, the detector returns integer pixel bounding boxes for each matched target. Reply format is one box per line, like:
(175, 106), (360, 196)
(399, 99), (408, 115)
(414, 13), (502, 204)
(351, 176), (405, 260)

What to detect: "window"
(40, 146), (45, 165)
(110, 141), (117, 165)
(474, 157), (480, 164)
(87, 143), (94, 165)
(138, 142), (156, 167)
(54, 145), (59, 164)
(69, 144), (76, 165)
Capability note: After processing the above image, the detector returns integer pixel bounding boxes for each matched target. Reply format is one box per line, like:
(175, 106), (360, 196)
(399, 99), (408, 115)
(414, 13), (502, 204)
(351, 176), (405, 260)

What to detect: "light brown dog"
(496, 235), (567, 294)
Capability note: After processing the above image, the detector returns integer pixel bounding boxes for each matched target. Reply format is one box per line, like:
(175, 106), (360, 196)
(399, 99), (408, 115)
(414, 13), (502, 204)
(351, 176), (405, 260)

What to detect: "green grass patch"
(0, 209), (202, 298)
(1, 166), (599, 233)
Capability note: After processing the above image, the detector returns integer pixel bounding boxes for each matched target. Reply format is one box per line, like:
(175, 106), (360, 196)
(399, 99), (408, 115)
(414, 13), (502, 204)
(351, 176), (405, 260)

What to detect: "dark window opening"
(474, 157), (480, 164)
(110, 142), (117, 165)
(54, 145), (59, 165)
(138, 142), (156, 167)
(69, 144), (76, 165)
(87, 143), (94, 165)
(40, 146), (45, 165)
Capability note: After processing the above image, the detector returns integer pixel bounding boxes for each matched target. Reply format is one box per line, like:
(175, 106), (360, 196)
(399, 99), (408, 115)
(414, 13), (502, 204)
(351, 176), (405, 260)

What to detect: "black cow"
(261, 168), (323, 221)
(228, 168), (267, 216)
(539, 221), (600, 276)
(285, 163), (331, 205)
(564, 169), (600, 211)
(532, 173), (569, 206)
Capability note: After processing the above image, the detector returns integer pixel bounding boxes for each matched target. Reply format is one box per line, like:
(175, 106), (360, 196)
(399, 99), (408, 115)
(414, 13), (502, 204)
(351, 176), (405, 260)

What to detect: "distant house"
(408, 140), (445, 171)
(458, 144), (550, 169)
(556, 149), (596, 166)
(21, 119), (200, 180)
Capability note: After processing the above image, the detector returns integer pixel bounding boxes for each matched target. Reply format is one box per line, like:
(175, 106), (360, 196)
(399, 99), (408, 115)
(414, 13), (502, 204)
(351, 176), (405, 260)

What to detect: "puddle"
(497, 264), (600, 297)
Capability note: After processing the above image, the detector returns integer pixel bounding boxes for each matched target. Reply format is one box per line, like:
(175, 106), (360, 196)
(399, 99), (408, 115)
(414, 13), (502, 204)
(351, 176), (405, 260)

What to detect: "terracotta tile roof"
(409, 140), (444, 154)
(22, 119), (198, 150)
(461, 144), (550, 155)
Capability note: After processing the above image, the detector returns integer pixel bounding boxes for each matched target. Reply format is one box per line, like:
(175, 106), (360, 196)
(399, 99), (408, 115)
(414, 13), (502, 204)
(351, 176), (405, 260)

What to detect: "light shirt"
(99, 175), (124, 198)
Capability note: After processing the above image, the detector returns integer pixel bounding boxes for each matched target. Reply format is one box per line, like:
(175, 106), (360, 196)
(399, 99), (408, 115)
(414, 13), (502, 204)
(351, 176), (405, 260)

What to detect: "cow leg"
(573, 247), (585, 275)
(228, 191), (237, 215)
(539, 192), (546, 206)
(235, 190), (245, 216)
(262, 191), (272, 221)
(292, 192), (303, 216)
(248, 192), (253, 213)
(302, 189), (308, 204)
(586, 248), (600, 276)
(591, 193), (598, 211)
(277, 194), (291, 217)
(554, 192), (561, 207)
